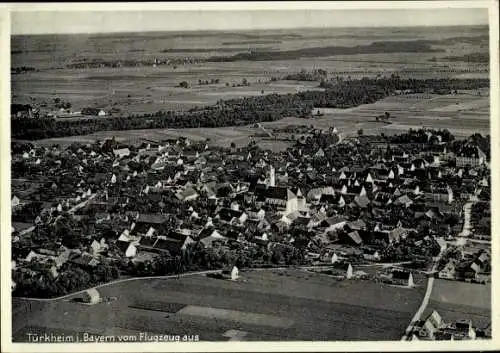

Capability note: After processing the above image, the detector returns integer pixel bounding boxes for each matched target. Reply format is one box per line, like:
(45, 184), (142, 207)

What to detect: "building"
(390, 270), (414, 287)
(456, 144), (486, 168)
(82, 288), (101, 304)
(419, 310), (443, 339)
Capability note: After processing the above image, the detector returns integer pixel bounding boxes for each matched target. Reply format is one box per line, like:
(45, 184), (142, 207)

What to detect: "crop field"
(422, 279), (491, 329)
(12, 269), (426, 342)
(28, 88), (490, 150)
(12, 25), (488, 116)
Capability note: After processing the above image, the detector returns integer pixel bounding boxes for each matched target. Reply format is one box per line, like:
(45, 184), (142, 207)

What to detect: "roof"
(153, 238), (183, 254)
(392, 270), (411, 280)
(136, 214), (168, 225)
(138, 237), (157, 247)
(218, 208), (244, 222)
(116, 240), (133, 253)
(347, 231), (363, 245)
(84, 288), (100, 298)
(258, 186), (296, 201)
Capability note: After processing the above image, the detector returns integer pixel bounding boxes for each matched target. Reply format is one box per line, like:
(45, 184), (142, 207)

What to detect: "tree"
(230, 142), (236, 149)
(242, 78), (248, 86)
(179, 81), (189, 88)
(357, 129), (364, 136)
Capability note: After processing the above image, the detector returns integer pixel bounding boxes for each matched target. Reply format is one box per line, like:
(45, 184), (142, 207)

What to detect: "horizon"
(10, 23), (490, 37)
(11, 8), (489, 35)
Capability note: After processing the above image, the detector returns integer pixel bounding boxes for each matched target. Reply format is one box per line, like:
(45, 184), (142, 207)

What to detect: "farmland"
(12, 269), (426, 342)
(25, 89), (490, 150)
(12, 25), (489, 117)
(423, 279), (491, 329)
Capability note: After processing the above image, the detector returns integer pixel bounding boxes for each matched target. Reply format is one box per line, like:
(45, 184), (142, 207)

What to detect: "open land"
(26, 91), (490, 150)
(12, 269), (426, 342)
(12, 26), (488, 114)
(423, 279), (491, 328)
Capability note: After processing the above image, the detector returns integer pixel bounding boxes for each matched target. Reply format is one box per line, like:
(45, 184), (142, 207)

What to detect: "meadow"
(12, 25), (489, 117)
(28, 90), (490, 151)
(12, 269), (426, 342)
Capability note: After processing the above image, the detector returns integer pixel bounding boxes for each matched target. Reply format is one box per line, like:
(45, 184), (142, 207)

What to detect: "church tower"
(267, 165), (276, 187)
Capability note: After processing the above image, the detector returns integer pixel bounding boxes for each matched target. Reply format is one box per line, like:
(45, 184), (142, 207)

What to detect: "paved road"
(16, 261), (418, 303)
(401, 197), (475, 340)
(15, 269), (221, 302)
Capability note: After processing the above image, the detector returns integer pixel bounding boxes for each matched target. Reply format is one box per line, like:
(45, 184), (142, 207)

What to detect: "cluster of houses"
(414, 310), (490, 340)
(11, 126), (491, 297)
(438, 248), (491, 284)
(47, 107), (107, 118)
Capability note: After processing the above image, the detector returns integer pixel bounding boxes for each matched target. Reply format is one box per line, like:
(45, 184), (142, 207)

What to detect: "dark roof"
(165, 232), (190, 243)
(136, 214), (168, 225)
(116, 240), (132, 253)
(256, 186), (295, 201)
(153, 238), (183, 255)
(392, 270), (411, 280)
(138, 237), (157, 247)
(218, 208), (244, 222)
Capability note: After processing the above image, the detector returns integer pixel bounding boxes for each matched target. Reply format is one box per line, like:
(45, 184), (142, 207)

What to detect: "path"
(16, 261), (417, 303)
(401, 197), (475, 340)
(401, 245), (443, 340)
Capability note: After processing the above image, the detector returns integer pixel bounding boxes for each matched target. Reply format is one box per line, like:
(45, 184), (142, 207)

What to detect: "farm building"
(82, 107), (106, 117)
(391, 270), (415, 287)
(82, 288), (101, 305)
(221, 266), (240, 281)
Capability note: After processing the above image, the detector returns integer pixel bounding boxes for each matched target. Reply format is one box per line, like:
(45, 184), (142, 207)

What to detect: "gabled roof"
(136, 213), (169, 225)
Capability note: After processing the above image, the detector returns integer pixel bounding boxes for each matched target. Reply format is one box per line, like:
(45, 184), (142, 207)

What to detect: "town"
(11, 123), (491, 340)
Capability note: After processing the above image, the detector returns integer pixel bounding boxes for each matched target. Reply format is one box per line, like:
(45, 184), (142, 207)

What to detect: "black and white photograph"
(2, 1), (498, 351)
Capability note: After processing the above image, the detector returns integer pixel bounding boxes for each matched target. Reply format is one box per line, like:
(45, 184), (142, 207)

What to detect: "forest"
(11, 76), (489, 140)
(206, 40), (444, 62)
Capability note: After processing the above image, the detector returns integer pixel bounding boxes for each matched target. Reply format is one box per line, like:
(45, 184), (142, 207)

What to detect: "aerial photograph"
(8, 4), (492, 345)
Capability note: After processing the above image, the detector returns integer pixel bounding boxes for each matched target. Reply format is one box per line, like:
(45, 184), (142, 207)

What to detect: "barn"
(82, 288), (101, 304)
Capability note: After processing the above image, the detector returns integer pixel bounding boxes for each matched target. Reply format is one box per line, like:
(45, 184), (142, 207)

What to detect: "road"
(16, 260), (418, 303)
(401, 197), (476, 340)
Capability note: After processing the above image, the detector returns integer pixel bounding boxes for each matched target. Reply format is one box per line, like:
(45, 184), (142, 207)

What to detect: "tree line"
(11, 76), (489, 140)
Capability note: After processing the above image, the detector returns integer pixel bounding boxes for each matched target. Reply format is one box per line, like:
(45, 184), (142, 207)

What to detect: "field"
(423, 279), (491, 329)
(12, 25), (489, 116)
(27, 89), (490, 151)
(12, 269), (426, 342)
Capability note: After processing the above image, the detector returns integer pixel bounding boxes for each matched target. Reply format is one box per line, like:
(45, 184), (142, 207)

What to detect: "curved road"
(15, 261), (412, 303)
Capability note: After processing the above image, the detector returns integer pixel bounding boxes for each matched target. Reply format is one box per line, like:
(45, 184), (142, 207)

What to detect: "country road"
(14, 261), (413, 303)
(401, 197), (476, 340)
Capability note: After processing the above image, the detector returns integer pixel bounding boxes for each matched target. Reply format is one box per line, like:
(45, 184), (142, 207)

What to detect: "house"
(176, 186), (199, 202)
(221, 266), (240, 280)
(113, 148), (130, 159)
(216, 208), (248, 225)
(419, 311), (443, 339)
(456, 144), (486, 168)
(439, 260), (456, 280)
(363, 248), (381, 261)
(70, 252), (100, 267)
(390, 270), (414, 287)
(132, 214), (169, 234)
(394, 194), (413, 207)
(199, 228), (227, 247)
(82, 107), (106, 117)
(82, 288), (101, 304)
(12, 195), (21, 208)
(255, 186), (298, 215)
(116, 240), (137, 258)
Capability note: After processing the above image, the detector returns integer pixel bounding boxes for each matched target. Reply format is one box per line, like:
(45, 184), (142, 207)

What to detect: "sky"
(11, 8), (489, 35)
